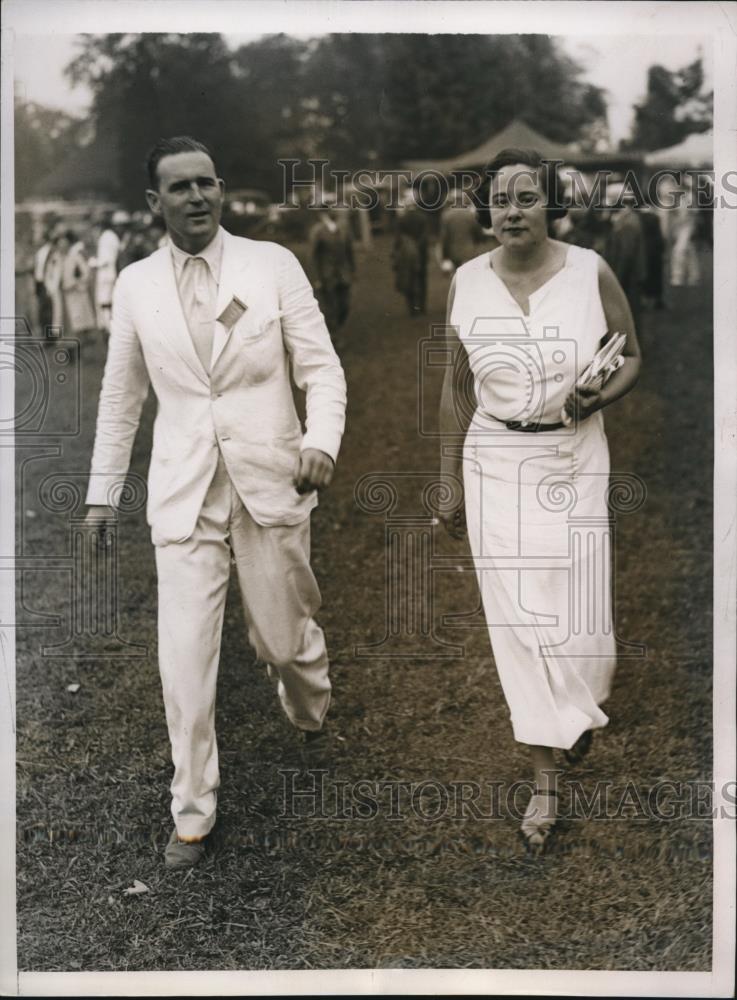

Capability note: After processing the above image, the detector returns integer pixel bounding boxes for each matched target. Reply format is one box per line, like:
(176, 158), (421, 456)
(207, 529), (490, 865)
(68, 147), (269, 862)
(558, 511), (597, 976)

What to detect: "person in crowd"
(309, 195), (356, 339)
(392, 187), (429, 315)
(559, 204), (609, 256)
(668, 178), (701, 289)
(43, 228), (96, 339)
(84, 135), (346, 869)
(437, 148), (641, 854)
(438, 193), (485, 272)
(61, 229), (97, 338)
(43, 227), (66, 331)
(118, 215), (152, 270)
(33, 217), (57, 336)
(94, 210), (130, 332)
(637, 202), (667, 310)
(602, 184), (647, 332)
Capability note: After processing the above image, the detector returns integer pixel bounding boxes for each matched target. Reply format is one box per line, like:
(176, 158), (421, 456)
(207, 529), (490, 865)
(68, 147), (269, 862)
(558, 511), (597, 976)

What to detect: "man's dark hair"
(146, 136), (216, 190)
(475, 147), (567, 229)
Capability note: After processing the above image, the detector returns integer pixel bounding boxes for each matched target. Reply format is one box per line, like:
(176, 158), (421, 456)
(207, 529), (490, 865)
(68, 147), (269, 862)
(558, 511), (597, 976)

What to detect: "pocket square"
(217, 295), (248, 330)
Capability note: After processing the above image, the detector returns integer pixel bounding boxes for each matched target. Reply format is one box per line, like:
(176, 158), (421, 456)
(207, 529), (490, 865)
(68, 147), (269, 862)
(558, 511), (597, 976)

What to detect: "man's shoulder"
(115, 245), (166, 286)
(223, 230), (294, 262)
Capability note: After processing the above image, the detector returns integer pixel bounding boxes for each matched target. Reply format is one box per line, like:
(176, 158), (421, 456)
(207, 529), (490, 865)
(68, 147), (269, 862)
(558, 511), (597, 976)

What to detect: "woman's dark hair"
(146, 136), (215, 190)
(474, 147), (567, 229)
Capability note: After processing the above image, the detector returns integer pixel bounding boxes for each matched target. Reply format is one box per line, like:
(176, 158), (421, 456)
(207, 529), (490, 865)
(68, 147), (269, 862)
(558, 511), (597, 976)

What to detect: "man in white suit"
(85, 136), (346, 868)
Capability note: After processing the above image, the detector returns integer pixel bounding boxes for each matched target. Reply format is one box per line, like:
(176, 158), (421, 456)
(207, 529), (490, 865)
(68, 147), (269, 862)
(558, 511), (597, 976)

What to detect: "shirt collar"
(169, 227), (224, 281)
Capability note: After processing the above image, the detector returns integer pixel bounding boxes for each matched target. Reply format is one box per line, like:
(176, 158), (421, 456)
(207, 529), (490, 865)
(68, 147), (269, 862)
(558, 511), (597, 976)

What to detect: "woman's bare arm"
(438, 275), (472, 537)
(564, 255), (642, 420)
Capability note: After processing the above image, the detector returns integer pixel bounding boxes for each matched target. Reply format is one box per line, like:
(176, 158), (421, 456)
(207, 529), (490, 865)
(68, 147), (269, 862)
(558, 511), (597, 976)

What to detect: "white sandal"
(520, 788), (558, 855)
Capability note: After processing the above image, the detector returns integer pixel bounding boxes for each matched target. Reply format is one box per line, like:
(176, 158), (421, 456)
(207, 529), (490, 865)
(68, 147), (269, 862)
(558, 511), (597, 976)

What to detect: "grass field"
(15, 235), (714, 971)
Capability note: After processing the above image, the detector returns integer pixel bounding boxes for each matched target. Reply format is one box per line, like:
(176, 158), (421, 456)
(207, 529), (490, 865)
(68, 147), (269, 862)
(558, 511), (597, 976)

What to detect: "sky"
(12, 32), (712, 145)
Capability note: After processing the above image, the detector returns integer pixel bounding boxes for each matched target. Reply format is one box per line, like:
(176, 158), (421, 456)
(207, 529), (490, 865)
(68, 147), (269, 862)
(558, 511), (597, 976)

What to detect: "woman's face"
(490, 163), (549, 250)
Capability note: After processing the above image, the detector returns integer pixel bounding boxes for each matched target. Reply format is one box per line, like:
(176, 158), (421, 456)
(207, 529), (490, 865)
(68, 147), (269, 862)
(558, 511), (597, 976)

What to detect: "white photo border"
(1, 1), (735, 996)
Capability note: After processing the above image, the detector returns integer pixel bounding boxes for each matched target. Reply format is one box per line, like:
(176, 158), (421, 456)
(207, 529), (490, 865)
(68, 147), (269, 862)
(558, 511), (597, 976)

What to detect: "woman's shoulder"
(455, 249), (492, 279)
(559, 240), (603, 277)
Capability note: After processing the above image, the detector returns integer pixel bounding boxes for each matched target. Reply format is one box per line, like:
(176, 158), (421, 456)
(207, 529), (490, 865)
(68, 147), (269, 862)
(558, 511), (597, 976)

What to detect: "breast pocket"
(235, 313), (285, 384)
(234, 310), (283, 344)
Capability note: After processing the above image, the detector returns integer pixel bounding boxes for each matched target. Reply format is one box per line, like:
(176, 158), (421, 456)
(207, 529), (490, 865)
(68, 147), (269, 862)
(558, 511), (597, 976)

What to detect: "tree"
(66, 34), (247, 207)
(14, 98), (86, 201)
(289, 34), (606, 166)
(230, 34), (313, 189)
(58, 32), (609, 204)
(625, 58), (712, 151)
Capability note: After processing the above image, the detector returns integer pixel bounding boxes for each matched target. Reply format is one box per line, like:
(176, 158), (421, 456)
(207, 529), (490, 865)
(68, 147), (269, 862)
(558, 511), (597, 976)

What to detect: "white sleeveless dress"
(451, 244), (616, 749)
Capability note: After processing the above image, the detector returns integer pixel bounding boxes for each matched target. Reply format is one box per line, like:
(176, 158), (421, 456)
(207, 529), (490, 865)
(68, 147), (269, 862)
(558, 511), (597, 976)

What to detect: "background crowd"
(20, 165), (711, 356)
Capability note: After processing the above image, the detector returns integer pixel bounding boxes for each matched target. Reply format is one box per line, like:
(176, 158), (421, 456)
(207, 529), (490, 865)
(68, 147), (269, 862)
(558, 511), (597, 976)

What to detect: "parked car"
(222, 189), (274, 237)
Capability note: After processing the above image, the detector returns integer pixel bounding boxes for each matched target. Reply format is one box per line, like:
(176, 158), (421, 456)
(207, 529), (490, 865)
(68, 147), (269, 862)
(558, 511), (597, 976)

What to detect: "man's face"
(146, 151), (225, 253)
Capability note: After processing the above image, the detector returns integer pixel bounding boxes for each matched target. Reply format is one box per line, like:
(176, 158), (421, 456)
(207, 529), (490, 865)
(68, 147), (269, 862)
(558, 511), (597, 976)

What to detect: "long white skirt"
(463, 412), (616, 749)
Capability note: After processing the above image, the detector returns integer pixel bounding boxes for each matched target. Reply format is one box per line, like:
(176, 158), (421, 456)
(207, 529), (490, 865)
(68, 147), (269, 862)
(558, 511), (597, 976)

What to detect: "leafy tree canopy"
(26, 32), (609, 205)
(625, 58), (712, 152)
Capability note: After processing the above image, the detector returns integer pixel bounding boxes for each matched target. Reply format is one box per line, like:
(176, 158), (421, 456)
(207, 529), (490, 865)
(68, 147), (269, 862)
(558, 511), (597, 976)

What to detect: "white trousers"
(670, 232), (700, 287)
(154, 453), (331, 838)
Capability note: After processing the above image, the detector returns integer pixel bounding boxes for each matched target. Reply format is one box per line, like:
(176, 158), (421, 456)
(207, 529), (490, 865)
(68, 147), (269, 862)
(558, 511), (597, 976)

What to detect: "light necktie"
(181, 255), (214, 375)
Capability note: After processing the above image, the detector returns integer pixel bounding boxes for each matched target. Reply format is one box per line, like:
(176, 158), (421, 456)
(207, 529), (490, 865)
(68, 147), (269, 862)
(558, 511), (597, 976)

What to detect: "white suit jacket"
(86, 229), (347, 543)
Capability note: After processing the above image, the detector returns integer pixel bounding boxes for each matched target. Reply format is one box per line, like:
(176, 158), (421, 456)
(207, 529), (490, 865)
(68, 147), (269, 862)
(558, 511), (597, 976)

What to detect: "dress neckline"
(487, 244), (572, 317)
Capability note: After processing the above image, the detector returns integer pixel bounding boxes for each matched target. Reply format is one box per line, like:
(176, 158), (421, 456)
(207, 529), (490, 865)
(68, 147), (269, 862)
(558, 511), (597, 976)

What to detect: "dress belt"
(496, 417), (567, 432)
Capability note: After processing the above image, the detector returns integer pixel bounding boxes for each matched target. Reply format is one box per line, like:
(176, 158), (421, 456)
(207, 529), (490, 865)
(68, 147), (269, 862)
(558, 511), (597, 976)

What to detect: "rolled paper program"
(217, 295), (248, 330)
(561, 331), (627, 426)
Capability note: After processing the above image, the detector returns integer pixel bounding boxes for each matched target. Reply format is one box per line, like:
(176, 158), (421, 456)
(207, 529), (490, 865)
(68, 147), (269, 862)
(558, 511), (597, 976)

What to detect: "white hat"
(111, 210), (131, 225)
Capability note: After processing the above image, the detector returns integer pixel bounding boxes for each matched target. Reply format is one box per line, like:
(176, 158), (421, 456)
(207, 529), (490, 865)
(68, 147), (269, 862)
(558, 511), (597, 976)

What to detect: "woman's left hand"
(563, 384), (604, 422)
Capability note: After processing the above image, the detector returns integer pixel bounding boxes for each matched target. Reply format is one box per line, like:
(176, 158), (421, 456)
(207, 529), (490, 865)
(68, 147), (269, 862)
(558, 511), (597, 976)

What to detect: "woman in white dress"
(438, 149), (641, 853)
(60, 230), (96, 336)
(44, 230), (96, 337)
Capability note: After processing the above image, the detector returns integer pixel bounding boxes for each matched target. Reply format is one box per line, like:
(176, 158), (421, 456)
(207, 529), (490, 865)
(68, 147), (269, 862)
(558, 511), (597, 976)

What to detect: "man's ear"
(145, 188), (161, 216)
(218, 178), (225, 198)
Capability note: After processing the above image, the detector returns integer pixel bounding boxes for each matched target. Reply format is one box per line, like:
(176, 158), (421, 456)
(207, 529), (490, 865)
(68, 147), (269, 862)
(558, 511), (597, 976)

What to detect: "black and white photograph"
(1, 0), (735, 995)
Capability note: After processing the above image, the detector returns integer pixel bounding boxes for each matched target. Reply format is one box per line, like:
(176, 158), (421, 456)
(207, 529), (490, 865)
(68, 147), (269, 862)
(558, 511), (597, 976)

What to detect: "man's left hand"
(295, 448), (335, 494)
(564, 384), (604, 423)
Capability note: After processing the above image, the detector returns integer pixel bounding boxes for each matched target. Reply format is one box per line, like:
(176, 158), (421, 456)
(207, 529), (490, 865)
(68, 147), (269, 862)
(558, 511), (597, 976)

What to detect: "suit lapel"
(148, 247), (210, 386)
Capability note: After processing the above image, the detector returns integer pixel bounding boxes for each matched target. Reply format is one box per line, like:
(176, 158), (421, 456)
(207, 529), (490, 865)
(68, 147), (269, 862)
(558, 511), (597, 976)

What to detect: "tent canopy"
(404, 118), (644, 174)
(404, 119), (575, 173)
(644, 131), (713, 169)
